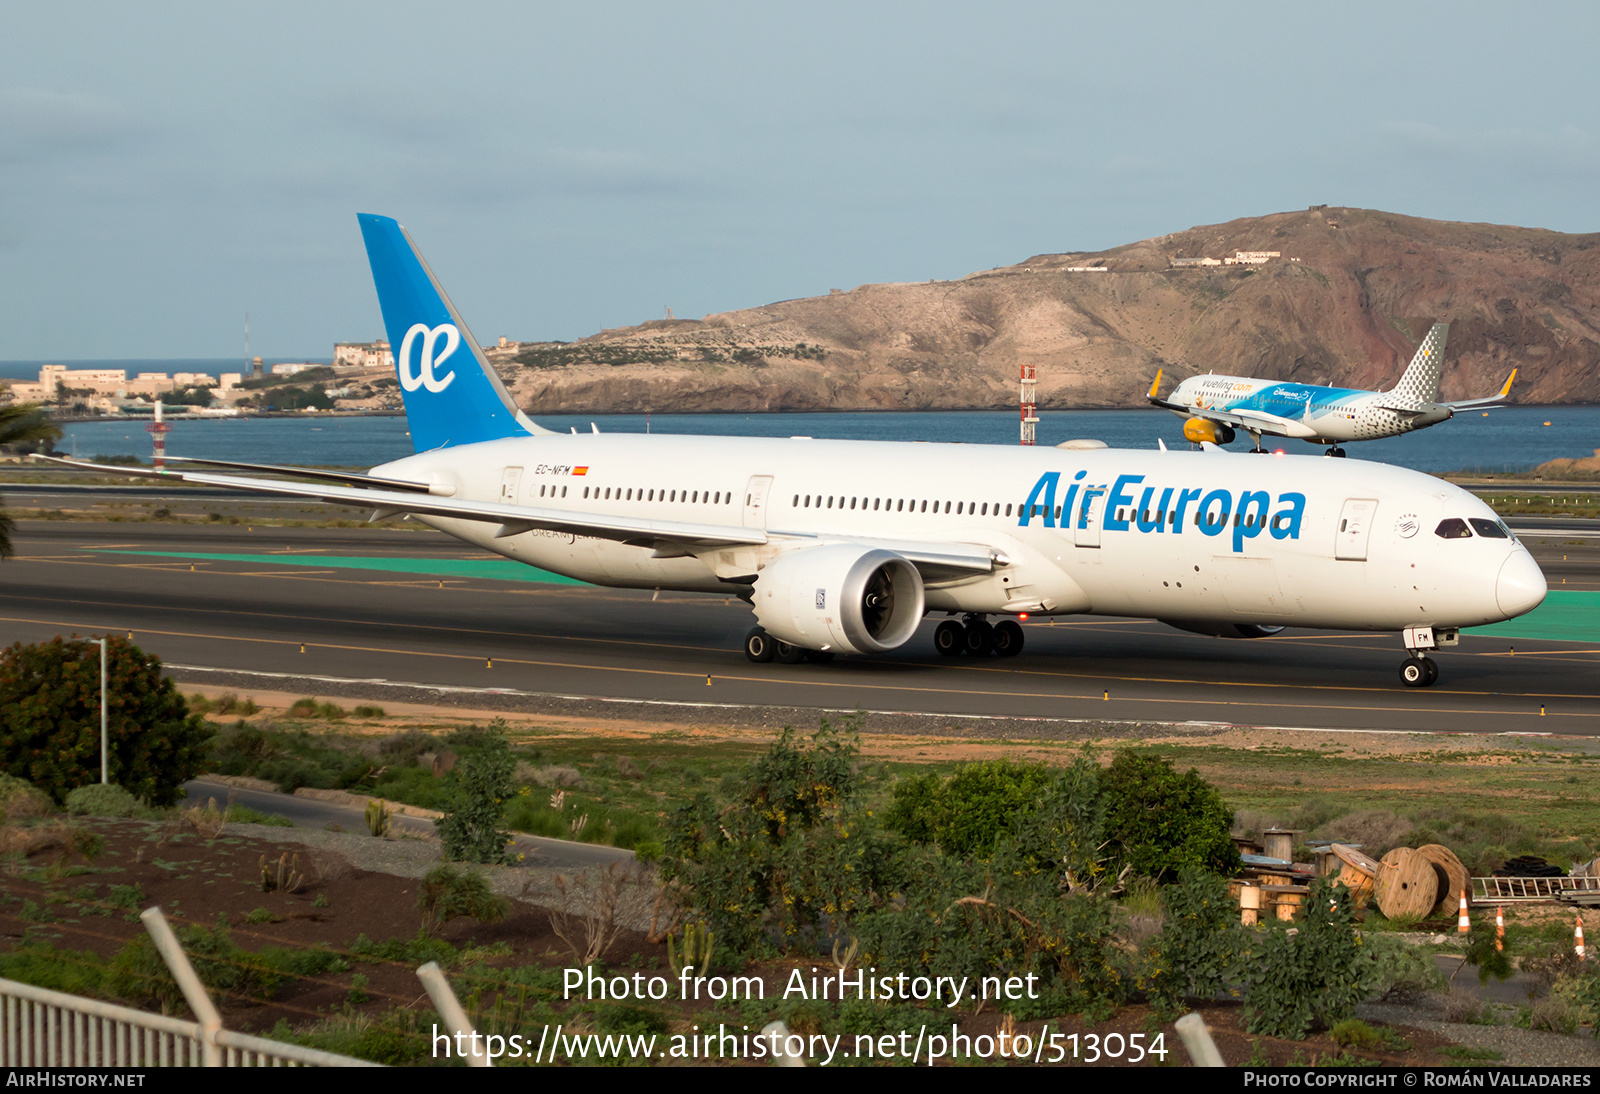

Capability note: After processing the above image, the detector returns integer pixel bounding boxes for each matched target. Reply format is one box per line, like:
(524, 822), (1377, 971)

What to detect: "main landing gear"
(744, 627), (834, 665)
(935, 615), (1025, 658)
(1247, 430), (1269, 454)
(1323, 446), (1348, 458)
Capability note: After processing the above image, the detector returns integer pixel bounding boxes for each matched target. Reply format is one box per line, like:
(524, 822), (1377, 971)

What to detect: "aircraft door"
(1335, 498), (1377, 561)
(501, 466), (524, 503)
(1075, 489), (1105, 548)
(742, 475), (774, 529)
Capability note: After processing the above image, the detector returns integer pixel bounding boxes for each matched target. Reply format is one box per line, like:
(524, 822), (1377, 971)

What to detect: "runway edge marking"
(164, 662), (1535, 738)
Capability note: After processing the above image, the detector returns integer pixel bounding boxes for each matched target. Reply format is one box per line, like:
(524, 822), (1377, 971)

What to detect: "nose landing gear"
(1399, 655), (1438, 688)
(1398, 625), (1456, 688)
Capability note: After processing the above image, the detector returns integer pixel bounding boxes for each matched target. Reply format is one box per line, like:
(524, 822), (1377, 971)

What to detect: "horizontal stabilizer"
(1444, 368), (1518, 410)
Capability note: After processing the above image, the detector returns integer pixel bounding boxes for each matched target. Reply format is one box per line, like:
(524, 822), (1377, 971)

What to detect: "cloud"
(0, 87), (142, 163)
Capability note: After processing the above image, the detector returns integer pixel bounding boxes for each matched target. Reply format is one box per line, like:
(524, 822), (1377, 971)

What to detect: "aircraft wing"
(1218, 407), (1318, 439)
(41, 457), (1004, 578)
(1444, 368), (1517, 410)
(40, 457), (768, 549)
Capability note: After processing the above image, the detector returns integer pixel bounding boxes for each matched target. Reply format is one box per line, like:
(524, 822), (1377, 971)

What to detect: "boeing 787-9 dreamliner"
(51, 216), (1547, 688)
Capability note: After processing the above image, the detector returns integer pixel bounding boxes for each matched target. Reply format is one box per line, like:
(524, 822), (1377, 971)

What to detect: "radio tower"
(146, 400), (171, 471)
(1020, 362), (1038, 446)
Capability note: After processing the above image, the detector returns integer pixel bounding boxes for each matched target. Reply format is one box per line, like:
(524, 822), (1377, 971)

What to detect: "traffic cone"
(1495, 907), (1504, 951)
(1577, 916), (1587, 961)
(1457, 890), (1470, 934)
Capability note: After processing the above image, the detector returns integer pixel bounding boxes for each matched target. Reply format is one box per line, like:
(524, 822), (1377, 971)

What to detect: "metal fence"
(0, 907), (382, 1068)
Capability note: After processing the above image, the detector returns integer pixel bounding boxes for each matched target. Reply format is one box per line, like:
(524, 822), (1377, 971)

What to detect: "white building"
(334, 340), (393, 370)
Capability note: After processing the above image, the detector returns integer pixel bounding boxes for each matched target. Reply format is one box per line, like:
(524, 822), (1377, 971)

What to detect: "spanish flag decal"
(572, 466), (589, 476)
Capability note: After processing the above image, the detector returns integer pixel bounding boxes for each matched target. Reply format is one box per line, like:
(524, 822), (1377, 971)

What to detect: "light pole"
(90, 638), (107, 784)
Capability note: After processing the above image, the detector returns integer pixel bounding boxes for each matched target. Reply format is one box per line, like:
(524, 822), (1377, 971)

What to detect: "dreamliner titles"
(1019, 471), (1306, 553)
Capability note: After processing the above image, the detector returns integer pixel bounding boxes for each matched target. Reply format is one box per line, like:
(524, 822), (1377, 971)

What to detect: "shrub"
(1361, 933), (1446, 1002)
(437, 730), (515, 864)
(932, 760), (1054, 858)
(1239, 879), (1368, 1039)
(0, 773), (55, 822)
(65, 783), (142, 818)
(1099, 750), (1240, 880)
(108, 920), (281, 1012)
(1143, 868), (1244, 1016)
(0, 637), (208, 805)
(883, 771), (940, 844)
(660, 720), (896, 954)
(417, 865), (510, 935)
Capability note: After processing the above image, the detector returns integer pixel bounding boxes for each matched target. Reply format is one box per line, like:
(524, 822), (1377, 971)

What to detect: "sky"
(4, 1), (1599, 360)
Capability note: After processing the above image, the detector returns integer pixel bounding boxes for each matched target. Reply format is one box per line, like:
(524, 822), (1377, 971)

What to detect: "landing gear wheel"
(774, 640), (808, 664)
(1399, 656), (1433, 688)
(744, 627), (776, 663)
(1325, 446), (1348, 458)
(1424, 657), (1439, 686)
(992, 619), (1025, 658)
(963, 620), (994, 656)
(934, 619), (965, 657)
(803, 649), (835, 665)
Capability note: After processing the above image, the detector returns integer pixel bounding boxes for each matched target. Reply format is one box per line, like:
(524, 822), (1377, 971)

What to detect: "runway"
(2, 519), (1597, 737)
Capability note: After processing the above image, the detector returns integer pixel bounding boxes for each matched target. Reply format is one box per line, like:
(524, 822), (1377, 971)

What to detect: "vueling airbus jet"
(50, 216), (1546, 687)
(1147, 323), (1516, 456)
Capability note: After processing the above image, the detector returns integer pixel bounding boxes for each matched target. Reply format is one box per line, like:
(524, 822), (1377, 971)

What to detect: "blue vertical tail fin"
(357, 214), (547, 451)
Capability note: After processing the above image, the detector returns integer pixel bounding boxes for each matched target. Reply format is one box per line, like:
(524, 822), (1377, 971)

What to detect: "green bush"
(1099, 750), (1240, 880)
(1143, 868), (1244, 1016)
(932, 760), (1054, 858)
(0, 637), (208, 805)
(883, 771), (941, 844)
(1239, 879), (1368, 1039)
(0, 773), (55, 822)
(437, 730), (515, 863)
(107, 920), (282, 1012)
(661, 720), (896, 954)
(1360, 933), (1446, 1001)
(65, 783), (142, 818)
(418, 865), (510, 935)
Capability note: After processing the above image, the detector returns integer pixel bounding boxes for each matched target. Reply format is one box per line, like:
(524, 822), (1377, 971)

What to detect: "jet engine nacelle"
(1183, 418), (1235, 445)
(752, 545), (925, 655)
(1160, 619), (1286, 640)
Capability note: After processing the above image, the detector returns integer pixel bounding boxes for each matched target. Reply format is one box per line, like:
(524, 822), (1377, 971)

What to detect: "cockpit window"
(1469, 518), (1508, 539)
(1434, 518), (1473, 539)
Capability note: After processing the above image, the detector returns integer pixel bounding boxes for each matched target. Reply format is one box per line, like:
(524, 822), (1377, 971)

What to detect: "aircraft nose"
(1496, 550), (1547, 618)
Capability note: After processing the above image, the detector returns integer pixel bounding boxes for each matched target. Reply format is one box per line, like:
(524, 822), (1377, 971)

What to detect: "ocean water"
(53, 405), (1599, 474)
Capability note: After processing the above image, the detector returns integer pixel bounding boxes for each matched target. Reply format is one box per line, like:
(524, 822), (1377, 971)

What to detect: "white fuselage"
(1169, 375), (1453, 444)
(372, 433), (1545, 636)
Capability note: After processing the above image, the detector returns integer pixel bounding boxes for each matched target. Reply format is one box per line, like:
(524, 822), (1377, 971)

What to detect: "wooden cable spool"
(1417, 844), (1471, 917)
(1331, 843), (1379, 908)
(1376, 847), (1439, 922)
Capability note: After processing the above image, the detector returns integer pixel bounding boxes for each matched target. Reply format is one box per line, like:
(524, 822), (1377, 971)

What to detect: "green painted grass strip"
(1466, 591), (1600, 643)
(86, 548), (591, 586)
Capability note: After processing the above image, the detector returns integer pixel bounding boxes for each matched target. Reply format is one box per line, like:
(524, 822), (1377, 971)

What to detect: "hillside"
(491, 207), (1600, 413)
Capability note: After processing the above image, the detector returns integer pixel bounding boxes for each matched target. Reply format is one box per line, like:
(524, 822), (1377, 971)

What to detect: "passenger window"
(1434, 518), (1473, 539)
(1469, 518), (1508, 539)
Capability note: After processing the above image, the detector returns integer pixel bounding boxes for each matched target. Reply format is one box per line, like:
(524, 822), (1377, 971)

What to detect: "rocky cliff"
(493, 207), (1600, 413)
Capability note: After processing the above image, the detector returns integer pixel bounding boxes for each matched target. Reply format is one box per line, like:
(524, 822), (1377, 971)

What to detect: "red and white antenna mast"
(1020, 362), (1038, 446)
(146, 400), (171, 471)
